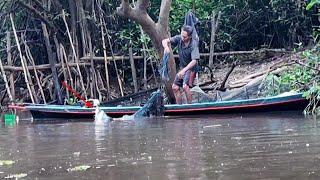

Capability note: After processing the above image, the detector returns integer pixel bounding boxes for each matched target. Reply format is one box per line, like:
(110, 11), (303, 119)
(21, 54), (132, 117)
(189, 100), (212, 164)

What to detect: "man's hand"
(164, 47), (170, 53)
(177, 70), (186, 79)
(162, 38), (171, 53)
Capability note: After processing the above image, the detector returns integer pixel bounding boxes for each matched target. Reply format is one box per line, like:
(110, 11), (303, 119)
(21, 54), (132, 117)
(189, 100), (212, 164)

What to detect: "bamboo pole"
(129, 47), (138, 93)
(59, 45), (69, 98)
(6, 32), (15, 100)
(76, 0), (88, 55)
(80, 49), (288, 61)
(60, 44), (74, 88)
(0, 57), (13, 102)
(102, 17), (124, 97)
(62, 10), (87, 99)
(10, 14), (35, 103)
(22, 55), (39, 103)
(53, 36), (69, 99)
(209, 11), (221, 68)
(24, 40), (47, 104)
(139, 26), (148, 90)
(99, 16), (110, 99)
(87, 33), (98, 99)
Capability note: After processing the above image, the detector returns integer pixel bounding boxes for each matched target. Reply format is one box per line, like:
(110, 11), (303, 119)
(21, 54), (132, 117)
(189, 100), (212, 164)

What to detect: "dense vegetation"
(0, 0), (319, 113)
(0, 0), (315, 61)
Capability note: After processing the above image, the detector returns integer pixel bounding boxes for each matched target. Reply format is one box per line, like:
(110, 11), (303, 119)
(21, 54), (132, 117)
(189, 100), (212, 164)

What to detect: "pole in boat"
(61, 81), (93, 108)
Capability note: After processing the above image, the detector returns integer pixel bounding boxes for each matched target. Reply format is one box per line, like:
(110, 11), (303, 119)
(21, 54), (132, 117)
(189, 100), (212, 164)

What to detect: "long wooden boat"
(8, 93), (308, 120)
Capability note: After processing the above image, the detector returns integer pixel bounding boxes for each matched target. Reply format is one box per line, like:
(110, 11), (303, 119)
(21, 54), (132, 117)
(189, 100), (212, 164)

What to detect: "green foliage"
(261, 74), (291, 97)
(265, 47), (320, 115)
(307, 0), (320, 10)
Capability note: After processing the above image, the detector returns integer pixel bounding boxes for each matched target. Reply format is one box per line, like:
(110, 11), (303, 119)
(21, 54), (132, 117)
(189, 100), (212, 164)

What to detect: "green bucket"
(4, 114), (16, 125)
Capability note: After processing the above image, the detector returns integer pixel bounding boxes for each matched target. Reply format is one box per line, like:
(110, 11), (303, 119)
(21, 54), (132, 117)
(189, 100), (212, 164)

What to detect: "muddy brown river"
(0, 111), (319, 179)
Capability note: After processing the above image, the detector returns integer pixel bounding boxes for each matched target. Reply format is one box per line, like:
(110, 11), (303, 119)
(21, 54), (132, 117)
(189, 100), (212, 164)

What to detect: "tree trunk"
(6, 32), (15, 101)
(117, 0), (176, 103)
(41, 22), (63, 104)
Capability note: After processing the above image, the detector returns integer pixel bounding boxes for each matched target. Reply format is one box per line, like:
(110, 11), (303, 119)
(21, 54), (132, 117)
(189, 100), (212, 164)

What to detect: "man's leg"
(183, 70), (193, 104)
(188, 71), (196, 87)
(172, 84), (182, 104)
(172, 75), (183, 104)
(183, 84), (192, 103)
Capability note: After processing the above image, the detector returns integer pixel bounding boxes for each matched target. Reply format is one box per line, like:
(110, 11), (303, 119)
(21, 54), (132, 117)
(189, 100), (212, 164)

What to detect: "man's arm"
(177, 60), (197, 78)
(162, 38), (171, 53)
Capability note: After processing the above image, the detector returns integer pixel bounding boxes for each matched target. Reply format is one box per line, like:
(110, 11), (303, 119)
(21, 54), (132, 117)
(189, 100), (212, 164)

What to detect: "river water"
(0, 111), (319, 179)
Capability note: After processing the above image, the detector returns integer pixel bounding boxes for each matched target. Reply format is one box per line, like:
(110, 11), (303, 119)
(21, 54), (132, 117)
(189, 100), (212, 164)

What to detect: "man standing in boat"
(162, 25), (200, 104)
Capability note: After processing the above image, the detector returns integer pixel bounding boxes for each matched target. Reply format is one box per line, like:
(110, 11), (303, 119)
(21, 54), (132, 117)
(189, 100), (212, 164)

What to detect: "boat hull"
(9, 93), (309, 120)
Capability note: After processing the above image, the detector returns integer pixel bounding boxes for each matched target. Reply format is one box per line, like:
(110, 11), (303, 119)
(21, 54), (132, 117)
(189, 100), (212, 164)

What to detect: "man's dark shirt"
(170, 35), (200, 70)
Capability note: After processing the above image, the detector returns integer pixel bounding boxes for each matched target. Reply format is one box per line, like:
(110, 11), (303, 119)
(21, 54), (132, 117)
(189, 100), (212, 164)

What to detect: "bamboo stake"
(138, 26), (158, 86)
(102, 17), (124, 96)
(18, 31), (39, 103)
(129, 47), (138, 93)
(59, 45), (69, 98)
(22, 55), (39, 103)
(10, 14), (35, 103)
(24, 40), (47, 104)
(94, 70), (102, 101)
(87, 33), (97, 99)
(99, 16), (110, 100)
(53, 36), (69, 99)
(76, 0), (88, 55)
(60, 44), (74, 88)
(62, 10), (87, 99)
(139, 26), (148, 90)
(41, 22), (61, 104)
(209, 11), (221, 68)
(6, 32), (15, 100)
(0, 57), (13, 102)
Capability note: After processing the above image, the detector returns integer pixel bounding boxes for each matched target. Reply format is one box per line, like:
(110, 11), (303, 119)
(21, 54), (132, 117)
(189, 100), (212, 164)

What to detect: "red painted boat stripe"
(165, 99), (305, 113)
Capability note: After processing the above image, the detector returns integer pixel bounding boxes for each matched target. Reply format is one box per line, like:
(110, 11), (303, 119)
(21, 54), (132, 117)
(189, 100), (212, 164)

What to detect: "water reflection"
(0, 112), (319, 179)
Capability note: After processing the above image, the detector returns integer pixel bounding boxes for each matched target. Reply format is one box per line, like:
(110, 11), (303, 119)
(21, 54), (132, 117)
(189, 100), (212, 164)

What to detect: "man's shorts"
(173, 70), (195, 87)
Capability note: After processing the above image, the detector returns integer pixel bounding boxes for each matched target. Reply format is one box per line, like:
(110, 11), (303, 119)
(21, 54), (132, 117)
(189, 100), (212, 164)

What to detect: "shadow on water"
(1, 111), (320, 179)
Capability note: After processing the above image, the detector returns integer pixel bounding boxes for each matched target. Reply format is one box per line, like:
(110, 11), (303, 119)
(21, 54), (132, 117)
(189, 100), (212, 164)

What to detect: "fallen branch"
(80, 49), (289, 61)
(3, 62), (91, 71)
(218, 63), (236, 91)
(227, 66), (289, 89)
(294, 60), (320, 73)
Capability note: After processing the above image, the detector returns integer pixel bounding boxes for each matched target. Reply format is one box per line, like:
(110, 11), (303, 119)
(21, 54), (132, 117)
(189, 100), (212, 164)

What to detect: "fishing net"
(159, 53), (170, 82)
(134, 90), (164, 118)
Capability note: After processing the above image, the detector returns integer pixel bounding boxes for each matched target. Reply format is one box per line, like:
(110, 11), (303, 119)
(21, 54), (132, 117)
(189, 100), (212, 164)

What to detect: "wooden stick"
(54, 38), (69, 99)
(18, 34), (39, 103)
(209, 11), (221, 68)
(129, 47), (138, 93)
(0, 57), (13, 102)
(41, 22), (62, 104)
(80, 49), (288, 61)
(24, 40), (47, 104)
(102, 17), (124, 97)
(10, 14), (35, 103)
(218, 63), (236, 91)
(23, 55), (39, 103)
(76, 0), (88, 55)
(3, 62), (91, 71)
(6, 31), (15, 100)
(88, 33), (96, 99)
(140, 26), (148, 90)
(62, 10), (87, 99)
(60, 44), (74, 88)
(99, 16), (110, 99)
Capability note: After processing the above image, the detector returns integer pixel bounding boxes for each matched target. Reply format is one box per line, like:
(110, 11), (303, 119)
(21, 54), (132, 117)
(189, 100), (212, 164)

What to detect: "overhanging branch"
(136, 0), (150, 12)
(16, 0), (57, 32)
(158, 0), (171, 28)
(116, 0), (132, 17)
